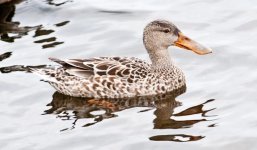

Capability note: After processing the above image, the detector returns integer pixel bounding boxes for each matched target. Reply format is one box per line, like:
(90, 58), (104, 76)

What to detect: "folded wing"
(49, 57), (150, 79)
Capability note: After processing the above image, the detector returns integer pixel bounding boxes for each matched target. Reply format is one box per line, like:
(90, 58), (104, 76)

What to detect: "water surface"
(1, 0), (257, 149)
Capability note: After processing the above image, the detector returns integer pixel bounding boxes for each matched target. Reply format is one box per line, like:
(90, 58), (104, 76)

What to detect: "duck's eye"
(163, 29), (170, 33)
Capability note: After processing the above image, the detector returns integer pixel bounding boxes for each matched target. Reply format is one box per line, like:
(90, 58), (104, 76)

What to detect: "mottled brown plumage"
(32, 20), (212, 98)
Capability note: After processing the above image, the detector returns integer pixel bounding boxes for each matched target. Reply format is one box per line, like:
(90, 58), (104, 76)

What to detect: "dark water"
(1, 0), (257, 149)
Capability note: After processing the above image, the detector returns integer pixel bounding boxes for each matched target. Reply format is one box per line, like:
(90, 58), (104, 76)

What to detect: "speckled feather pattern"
(32, 20), (188, 98)
(33, 57), (185, 98)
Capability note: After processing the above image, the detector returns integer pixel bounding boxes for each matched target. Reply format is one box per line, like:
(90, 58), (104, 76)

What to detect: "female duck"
(33, 20), (212, 98)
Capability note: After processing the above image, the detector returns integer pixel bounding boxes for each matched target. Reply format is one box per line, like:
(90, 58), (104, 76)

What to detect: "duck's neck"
(147, 48), (173, 69)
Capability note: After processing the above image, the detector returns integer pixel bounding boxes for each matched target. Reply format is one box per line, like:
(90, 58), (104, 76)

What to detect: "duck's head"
(143, 20), (212, 55)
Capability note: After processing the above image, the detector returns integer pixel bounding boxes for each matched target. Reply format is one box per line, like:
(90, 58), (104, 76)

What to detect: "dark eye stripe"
(154, 27), (180, 35)
(163, 29), (170, 33)
(155, 29), (170, 33)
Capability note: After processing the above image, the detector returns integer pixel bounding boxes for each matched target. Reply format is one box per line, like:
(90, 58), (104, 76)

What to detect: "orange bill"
(175, 32), (212, 55)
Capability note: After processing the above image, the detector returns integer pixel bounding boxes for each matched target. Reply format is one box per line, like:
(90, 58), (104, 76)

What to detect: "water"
(1, 0), (257, 149)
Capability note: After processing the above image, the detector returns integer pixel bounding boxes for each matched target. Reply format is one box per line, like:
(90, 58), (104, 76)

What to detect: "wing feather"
(49, 57), (150, 79)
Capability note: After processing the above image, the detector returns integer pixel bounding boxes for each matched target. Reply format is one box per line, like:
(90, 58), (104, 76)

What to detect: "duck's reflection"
(154, 99), (215, 129)
(44, 86), (216, 142)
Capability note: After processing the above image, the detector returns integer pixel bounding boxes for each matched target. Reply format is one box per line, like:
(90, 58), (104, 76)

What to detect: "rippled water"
(1, 0), (257, 149)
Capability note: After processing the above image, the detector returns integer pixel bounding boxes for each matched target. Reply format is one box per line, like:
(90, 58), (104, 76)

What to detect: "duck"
(32, 20), (212, 98)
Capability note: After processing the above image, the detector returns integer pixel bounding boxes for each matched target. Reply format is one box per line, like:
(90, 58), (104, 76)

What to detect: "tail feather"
(49, 57), (66, 65)
(30, 68), (60, 83)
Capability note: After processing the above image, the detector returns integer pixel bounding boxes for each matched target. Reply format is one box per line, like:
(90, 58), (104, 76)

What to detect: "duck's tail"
(29, 67), (60, 83)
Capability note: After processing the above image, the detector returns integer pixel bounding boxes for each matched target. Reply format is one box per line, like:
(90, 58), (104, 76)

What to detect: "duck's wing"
(49, 57), (151, 79)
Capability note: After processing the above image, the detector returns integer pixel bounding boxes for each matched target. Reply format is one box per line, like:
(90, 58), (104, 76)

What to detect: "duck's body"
(35, 56), (185, 98)
(32, 20), (211, 98)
